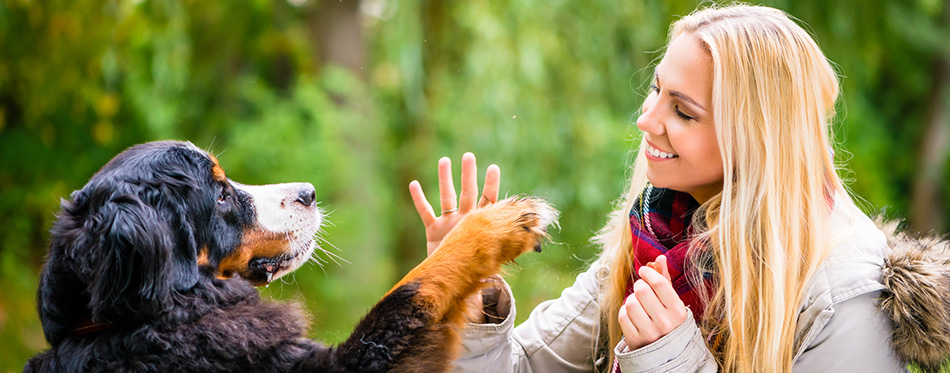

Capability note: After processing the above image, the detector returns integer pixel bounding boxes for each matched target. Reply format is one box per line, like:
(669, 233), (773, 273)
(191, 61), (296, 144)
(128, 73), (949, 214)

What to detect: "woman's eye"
(675, 106), (695, 121)
(648, 82), (695, 121)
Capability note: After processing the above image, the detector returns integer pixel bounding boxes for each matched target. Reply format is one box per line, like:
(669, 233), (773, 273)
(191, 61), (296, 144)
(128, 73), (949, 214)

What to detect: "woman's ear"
(88, 193), (177, 322)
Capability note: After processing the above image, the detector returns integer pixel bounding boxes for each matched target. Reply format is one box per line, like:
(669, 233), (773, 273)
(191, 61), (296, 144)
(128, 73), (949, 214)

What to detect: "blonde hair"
(596, 4), (843, 371)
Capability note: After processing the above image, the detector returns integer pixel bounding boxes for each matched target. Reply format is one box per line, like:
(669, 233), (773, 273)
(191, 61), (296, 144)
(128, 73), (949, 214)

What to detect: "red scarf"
(625, 185), (708, 317)
(613, 185), (708, 372)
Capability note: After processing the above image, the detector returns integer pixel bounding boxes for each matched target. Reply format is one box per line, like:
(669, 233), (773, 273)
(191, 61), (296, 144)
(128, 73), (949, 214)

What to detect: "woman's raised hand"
(618, 255), (689, 350)
(408, 153), (501, 256)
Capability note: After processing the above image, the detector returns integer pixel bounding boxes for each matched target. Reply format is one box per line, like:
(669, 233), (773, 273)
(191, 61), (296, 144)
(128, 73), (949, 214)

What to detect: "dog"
(26, 140), (556, 372)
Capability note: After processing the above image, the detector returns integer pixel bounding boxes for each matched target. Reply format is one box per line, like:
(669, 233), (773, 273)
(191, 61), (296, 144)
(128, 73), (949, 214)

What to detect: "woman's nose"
(636, 96), (665, 135)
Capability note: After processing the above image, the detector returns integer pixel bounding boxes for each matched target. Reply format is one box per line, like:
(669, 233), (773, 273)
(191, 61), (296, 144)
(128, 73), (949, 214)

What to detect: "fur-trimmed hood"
(878, 220), (950, 372)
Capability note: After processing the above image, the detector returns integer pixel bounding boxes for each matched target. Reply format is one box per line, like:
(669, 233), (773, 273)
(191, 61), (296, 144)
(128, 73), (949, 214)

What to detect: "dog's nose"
(295, 185), (316, 207)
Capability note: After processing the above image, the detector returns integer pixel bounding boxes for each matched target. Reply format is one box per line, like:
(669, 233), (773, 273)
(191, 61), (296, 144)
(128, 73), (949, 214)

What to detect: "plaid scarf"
(612, 185), (707, 371)
(626, 184), (708, 313)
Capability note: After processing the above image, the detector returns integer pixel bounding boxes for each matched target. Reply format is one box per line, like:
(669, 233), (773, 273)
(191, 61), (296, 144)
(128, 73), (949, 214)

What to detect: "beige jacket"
(454, 196), (944, 372)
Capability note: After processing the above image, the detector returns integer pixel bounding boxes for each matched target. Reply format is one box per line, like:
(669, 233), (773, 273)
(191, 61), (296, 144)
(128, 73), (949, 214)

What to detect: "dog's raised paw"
(508, 197), (559, 252)
(445, 196), (559, 266)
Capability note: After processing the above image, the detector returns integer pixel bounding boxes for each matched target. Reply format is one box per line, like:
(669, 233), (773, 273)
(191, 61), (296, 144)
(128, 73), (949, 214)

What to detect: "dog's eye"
(218, 191), (230, 204)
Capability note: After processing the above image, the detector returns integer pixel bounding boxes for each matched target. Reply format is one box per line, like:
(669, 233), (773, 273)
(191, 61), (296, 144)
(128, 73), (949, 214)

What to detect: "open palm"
(409, 152), (501, 256)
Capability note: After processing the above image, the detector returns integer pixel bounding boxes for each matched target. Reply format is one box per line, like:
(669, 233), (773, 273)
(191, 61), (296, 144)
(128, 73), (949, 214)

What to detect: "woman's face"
(636, 33), (723, 203)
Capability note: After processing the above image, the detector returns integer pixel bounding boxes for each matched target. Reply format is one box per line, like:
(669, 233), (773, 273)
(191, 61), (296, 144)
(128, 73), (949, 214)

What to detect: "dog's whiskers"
(313, 235), (347, 265)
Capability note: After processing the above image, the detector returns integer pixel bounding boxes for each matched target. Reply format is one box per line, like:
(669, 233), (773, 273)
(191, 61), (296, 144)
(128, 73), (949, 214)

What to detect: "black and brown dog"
(26, 140), (556, 372)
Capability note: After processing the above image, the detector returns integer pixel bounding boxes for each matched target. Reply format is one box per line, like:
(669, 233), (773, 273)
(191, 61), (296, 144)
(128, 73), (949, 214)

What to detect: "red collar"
(70, 317), (111, 336)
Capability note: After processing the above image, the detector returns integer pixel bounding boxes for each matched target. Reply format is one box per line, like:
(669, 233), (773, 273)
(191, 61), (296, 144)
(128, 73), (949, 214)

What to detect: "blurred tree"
(910, 0), (949, 232)
(310, 0), (366, 77)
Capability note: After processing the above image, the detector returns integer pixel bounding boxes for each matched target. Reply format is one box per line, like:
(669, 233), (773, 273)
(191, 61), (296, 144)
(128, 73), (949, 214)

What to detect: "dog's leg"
(388, 196), (556, 320)
(324, 197), (556, 373)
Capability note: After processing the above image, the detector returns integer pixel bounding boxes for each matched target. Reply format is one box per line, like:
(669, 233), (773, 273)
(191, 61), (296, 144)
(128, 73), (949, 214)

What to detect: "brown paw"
(446, 196), (558, 267)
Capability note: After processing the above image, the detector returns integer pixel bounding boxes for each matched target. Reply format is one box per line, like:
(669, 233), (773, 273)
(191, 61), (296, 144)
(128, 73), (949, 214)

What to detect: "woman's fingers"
(458, 153), (478, 213)
(620, 257), (691, 351)
(618, 297), (639, 341)
(437, 157), (458, 214)
(416, 154), (495, 222)
(632, 279), (666, 322)
(620, 294), (663, 349)
(479, 164), (501, 208)
(408, 180), (436, 226)
(655, 255), (673, 283)
(638, 264), (684, 312)
(626, 293), (658, 339)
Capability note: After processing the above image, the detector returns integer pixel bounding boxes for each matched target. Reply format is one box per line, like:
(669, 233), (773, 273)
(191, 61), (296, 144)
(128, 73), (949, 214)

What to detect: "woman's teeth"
(648, 144), (678, 159)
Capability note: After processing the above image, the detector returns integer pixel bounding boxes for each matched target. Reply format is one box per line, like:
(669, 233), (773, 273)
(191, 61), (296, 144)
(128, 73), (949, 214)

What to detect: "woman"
(409, 4), (948, 372)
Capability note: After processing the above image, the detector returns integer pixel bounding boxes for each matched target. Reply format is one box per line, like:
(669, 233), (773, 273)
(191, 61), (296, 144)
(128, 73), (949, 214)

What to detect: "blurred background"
(1, 0), (948, 369)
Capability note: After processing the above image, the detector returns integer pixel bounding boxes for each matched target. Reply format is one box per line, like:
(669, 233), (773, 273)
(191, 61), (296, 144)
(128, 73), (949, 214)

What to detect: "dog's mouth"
(244, 238), (317, 286)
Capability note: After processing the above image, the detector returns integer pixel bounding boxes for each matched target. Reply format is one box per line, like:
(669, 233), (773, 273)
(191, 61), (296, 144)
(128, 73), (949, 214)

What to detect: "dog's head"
(38, 140), (322, 343)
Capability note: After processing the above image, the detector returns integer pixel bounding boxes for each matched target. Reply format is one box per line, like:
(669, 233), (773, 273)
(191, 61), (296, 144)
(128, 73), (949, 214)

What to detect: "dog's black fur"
(25, 141), (549, 372)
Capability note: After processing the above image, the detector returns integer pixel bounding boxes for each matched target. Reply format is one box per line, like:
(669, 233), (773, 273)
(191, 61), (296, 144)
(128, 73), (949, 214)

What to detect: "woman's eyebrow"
(655, 74), (707, 112)
(670, 91), (706, 112)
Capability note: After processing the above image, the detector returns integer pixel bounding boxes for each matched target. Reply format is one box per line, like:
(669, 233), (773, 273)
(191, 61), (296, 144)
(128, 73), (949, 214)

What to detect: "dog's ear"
(88, 193), (177, 322)
(166, 205), (200, 293)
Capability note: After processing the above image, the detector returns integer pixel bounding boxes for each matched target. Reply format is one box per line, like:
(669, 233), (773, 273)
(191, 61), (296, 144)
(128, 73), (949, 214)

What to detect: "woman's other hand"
(618, 255), (689, 350)
(408, 152), (501, 256)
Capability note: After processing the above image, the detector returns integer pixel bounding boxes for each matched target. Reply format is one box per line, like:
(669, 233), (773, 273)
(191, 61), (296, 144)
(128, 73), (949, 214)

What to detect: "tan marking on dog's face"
(217, 229), (295, 285)
(208, 154), (227, 184)
(197, 247), (210, 267)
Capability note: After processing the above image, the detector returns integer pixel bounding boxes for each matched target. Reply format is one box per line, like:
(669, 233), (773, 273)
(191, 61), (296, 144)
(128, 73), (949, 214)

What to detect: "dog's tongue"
(250, 258), (282, 284)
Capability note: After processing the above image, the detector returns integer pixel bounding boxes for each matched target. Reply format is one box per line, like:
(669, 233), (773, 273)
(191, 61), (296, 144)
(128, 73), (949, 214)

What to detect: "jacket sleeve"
(613, 310), (718, 372)
(792, 290), (907, 372)
(612, 290), (907, 372)
(453, 261), (610, 372)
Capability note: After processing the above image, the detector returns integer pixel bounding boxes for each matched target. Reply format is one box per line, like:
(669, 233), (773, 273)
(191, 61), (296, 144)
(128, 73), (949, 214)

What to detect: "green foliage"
(1, 0), (947, 370)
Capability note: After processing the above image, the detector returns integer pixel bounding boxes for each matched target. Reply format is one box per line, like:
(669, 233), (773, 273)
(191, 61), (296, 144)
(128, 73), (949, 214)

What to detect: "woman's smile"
(644, 140), (679, 160)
